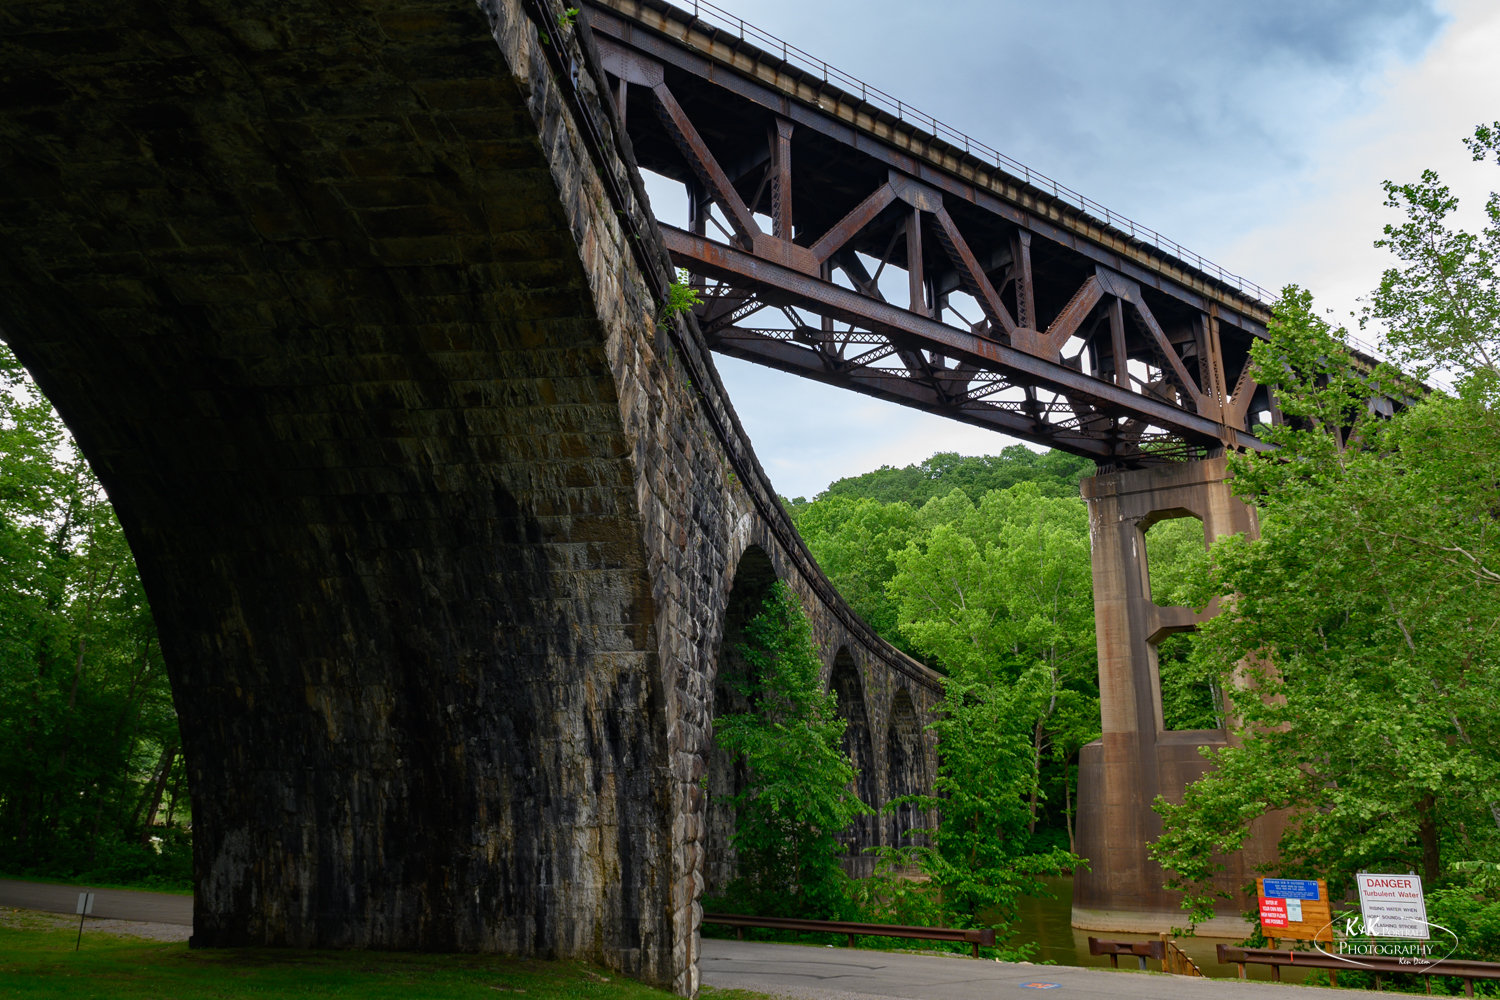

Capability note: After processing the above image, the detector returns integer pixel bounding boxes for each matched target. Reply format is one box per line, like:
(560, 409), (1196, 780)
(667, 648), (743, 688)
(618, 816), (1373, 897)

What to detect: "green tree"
(887, 484), (1099, 840)
(1366, 120), (1500, 398)
(878, 670), (1080, 936)
(1150, 286), (1500, 927)
(1143, 518), (1221, 732)
(712, 581), (868, 918)
(0, 343), (185, 885)
(793, 496), (919, 655)
(1154, 130), (1500, 932)
(807, 447), (1092, 507)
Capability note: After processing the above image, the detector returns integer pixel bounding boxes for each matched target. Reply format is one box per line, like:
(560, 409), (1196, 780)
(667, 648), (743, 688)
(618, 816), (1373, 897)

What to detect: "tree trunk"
(137, 743), (178, 842)
(1065, 760), (1075, 853)
(1418, 793), (1440, 886)
(164, 762), (184, 828)
(1027, 721), (1042, 835)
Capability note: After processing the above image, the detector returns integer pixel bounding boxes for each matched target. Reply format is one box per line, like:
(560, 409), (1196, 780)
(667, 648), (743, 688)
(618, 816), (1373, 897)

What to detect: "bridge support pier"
(1072, 456), (1280, 935)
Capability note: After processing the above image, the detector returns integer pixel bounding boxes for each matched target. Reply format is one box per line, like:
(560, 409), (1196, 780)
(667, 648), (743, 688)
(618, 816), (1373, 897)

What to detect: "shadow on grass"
(0, 918), (774, 1000)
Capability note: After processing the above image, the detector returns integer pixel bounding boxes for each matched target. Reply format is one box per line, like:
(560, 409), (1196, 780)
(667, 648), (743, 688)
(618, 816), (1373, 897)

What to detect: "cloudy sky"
(643, 0), (1500, 499)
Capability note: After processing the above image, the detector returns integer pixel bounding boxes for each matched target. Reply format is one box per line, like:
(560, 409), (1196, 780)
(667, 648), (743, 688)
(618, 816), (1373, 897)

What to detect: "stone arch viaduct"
(5, 0), (1406, 992)
(0, 0), (940, 994)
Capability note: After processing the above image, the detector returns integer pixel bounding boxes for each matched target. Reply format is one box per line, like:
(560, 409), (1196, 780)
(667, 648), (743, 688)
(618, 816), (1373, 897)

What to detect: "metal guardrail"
(1088, 936), (1166, 971)
(668, 0), (1276, 306)
(703, 912), (997, 958)
(1218, 943), (1500, 997)
(1089, 935), (1204, 976)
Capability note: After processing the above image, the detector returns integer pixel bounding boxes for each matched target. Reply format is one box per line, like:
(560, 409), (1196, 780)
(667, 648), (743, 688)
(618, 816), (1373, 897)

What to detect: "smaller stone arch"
(885, 687), (926, 848)
(829, 648), (878, 870)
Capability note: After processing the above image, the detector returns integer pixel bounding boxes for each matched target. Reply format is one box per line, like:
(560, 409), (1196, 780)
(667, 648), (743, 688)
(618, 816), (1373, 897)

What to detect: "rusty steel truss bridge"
(581, 0), (1313, 465)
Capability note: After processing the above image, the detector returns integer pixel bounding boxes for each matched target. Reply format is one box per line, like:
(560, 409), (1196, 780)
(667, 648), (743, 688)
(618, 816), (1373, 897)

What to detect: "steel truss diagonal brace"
(1226, 357), (1260, 427)
(665, 225), (1265, 451)
(1098, 271), (1206, 411)
(650, 81), (761, 243)
(929, 202), (1017, 337)
(1018, 272), (1105, 361)
(810, 183), (897, 264)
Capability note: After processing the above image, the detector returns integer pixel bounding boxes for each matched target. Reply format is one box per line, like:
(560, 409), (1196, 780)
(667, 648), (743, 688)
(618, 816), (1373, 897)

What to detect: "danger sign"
(1355, 873), (1429, 940)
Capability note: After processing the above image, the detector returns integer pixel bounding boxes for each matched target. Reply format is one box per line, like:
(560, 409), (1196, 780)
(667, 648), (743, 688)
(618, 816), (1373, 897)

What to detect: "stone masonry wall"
(0, 1), (940, 995)
(500, 6), (943, 986)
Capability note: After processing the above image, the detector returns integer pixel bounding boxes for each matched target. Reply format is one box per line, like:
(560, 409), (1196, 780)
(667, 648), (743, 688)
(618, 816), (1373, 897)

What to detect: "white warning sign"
(1355, 873), (1429, 940)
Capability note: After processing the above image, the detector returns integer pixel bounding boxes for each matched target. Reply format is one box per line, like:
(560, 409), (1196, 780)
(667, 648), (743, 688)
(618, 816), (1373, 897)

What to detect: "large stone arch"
(0, 0), (696, 984)
(0, 0), (943, 992)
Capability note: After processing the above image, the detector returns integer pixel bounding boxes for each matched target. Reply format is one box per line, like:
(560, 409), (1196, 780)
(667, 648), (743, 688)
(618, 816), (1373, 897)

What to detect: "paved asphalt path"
(0, 879), (191, 925)
(699, 938), (1388, 999)
(0, 882), (1387, 998)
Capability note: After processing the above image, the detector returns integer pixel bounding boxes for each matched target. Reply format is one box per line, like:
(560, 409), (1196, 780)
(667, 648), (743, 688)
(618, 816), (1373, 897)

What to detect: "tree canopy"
(789, 447), (1093, 509)
(1151, 125), (1500, 955)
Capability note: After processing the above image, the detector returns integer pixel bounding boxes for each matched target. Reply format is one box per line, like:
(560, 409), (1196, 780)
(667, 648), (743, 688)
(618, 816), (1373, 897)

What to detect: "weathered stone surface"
(0, 1), (939, 994)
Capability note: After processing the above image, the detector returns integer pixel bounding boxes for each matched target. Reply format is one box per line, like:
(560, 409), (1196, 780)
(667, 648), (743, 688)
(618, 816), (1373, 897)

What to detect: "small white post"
(74, 891), (95, 950)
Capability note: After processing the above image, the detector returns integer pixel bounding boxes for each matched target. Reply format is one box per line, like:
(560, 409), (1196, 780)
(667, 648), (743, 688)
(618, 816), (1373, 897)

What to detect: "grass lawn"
(0, 912), (775, 1000)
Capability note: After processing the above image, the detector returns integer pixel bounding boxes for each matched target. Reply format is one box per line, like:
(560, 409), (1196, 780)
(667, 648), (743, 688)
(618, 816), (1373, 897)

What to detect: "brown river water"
(1008, 876), (1311, 983)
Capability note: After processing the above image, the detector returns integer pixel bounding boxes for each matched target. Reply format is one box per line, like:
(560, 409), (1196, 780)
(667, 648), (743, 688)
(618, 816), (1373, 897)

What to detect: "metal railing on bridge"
(666, 0), (1275, 306)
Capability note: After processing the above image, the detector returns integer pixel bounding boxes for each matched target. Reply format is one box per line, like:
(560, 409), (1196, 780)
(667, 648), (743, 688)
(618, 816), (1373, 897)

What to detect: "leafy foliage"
(792, 497), (919, 657)
(712, 582), (868, 918)
(1154, 132), (1500, 938)
(887, 484), (1099, 842)
(1366, 123), (1500, 399)
(884, 671), (1081, 934)
(660, 269), (703, 324)
(1151, 287), (1500, 928)
(0, 342), (186, 886)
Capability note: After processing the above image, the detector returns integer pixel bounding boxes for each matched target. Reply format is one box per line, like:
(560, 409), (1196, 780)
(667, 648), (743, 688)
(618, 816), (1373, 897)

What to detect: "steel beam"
(663, 225), (1266, 452)
(650, 81), (760, 243)
(809, 182), (897, 264)
(587, 11), (1270, 336)
(708, 328), (1118, 457)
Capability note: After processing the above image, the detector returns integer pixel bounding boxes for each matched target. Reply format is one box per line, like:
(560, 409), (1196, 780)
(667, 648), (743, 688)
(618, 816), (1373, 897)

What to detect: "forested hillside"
(787, 447), (1211, 851)
(787, 448), (1094, 508)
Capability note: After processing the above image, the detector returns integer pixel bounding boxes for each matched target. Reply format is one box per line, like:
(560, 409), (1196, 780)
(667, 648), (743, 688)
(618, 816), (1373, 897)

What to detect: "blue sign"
(1263, 878), (1321, 900)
